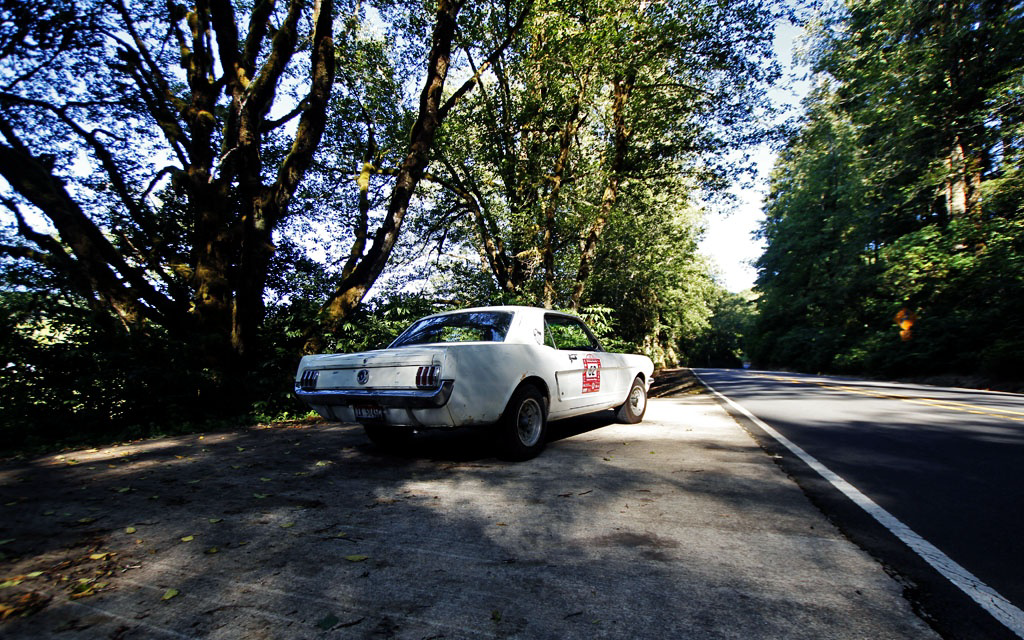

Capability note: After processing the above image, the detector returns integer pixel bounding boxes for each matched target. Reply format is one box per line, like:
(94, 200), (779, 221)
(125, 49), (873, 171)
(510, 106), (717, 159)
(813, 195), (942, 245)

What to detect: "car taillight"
(415, 365), (441, 388)
(299, 369), (319, 391)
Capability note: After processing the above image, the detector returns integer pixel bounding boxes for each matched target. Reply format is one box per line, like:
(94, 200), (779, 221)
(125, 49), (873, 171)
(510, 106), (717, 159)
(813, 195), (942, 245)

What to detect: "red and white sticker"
(582, 356), (601, 393)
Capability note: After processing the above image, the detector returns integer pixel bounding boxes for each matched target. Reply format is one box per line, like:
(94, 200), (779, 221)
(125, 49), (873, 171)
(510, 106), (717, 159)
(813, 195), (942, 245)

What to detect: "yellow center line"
(754, 373), (1024, 422)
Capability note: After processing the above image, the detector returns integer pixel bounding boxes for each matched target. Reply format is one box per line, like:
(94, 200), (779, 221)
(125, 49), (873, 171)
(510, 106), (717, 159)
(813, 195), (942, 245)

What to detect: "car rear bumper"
(294, 380), (455, 409)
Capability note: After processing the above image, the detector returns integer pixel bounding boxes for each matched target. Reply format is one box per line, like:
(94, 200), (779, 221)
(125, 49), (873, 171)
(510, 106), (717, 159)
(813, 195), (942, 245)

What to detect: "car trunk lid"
(299, 347), (445, 391)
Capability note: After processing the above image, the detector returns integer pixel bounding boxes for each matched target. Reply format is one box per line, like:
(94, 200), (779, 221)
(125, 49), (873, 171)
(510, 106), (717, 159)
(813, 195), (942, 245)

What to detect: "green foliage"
(577, 306), (633, 354)
(321, 295), (444, 354)
(582, 192), (718, 366)
(751, 0), (1024, 383)
(688, 291), (757, 368)
(418, 0), (781, 350)
(0, 289), (222, 453)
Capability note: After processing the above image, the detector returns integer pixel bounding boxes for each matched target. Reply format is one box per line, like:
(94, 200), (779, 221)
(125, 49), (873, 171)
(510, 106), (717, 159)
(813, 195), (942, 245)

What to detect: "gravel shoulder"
(0, 370), (937, 638)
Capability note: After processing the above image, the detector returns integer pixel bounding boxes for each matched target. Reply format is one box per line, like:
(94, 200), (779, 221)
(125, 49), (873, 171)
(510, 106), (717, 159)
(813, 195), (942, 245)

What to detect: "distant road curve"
(694, 368), (1024, 640)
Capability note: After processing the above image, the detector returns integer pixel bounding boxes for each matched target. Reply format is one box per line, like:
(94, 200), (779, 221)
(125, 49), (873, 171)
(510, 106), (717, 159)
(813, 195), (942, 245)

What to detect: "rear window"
(389, 311), (514, 348)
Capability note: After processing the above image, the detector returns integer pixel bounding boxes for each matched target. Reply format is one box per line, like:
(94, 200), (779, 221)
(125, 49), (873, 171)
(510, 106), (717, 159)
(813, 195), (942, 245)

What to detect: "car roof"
(423, 305), (576, 318)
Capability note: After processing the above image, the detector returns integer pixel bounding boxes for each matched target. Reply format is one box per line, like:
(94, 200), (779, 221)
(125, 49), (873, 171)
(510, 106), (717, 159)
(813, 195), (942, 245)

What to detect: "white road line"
(694, 370), (1024, 639)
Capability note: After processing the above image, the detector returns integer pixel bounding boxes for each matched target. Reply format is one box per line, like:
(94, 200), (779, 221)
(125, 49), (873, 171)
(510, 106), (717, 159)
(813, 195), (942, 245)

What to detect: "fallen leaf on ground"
(69, 578), (107, 598)
(161, 588), (179, 601)
(344, 555), (369, 562)
(0, 592), (51, 619)
(180, 535), (194, 542)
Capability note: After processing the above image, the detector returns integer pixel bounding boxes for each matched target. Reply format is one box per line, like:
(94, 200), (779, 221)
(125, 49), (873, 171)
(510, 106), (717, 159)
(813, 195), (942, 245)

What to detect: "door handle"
(568, 354), (578, 362)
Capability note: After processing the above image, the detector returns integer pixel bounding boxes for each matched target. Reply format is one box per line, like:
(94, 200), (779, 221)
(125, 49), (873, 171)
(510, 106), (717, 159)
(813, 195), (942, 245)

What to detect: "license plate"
(354, 405), (385, 421)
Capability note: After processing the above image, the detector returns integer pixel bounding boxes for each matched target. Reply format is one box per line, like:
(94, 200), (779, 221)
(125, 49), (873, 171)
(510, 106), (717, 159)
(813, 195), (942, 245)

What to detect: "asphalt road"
(0, 390), (936, 639)
(694, 368), (1024, 640)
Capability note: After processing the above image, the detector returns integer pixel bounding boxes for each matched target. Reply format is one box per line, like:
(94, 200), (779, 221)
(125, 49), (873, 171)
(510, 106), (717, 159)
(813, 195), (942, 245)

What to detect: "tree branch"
(108, 0), (191, 166)
(0, 92), (155, 240)
(245, 0), (304, 119)
(261, 101), (306, 131)
(0, 121), (177, 325)
(1, 196), (68, 264)
(207, 0), (244, 87)
(0, 242), (52, 264)
(308, 0), (469, 343)
(438, 1), (533, 121)
(242, 0), (276, 73)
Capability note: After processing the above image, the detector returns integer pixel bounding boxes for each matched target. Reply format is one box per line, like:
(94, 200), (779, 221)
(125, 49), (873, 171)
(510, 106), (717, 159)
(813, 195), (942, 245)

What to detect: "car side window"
(544, 324), (558, 349)
(544, 315), (601, 351)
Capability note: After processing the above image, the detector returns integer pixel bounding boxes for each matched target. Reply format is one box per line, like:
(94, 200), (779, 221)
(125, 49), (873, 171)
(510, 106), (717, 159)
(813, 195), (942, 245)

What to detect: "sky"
(698, 22), (810, 293)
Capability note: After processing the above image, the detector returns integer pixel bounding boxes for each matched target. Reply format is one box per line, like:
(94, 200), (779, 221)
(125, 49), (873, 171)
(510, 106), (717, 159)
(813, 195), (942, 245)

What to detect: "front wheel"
(497, 385), (548, 461)
(616, 376), (647, 424)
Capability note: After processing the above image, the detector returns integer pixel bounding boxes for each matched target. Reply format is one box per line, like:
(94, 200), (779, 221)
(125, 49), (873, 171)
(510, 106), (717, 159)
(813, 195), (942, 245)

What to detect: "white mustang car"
(295, 306), (654, 460)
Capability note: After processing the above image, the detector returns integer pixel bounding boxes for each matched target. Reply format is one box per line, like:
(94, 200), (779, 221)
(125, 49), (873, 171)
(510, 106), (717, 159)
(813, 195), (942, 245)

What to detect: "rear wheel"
(616, 376), (647, 424)
(363, 424), (414, 451)
(497, 385), (548, 461)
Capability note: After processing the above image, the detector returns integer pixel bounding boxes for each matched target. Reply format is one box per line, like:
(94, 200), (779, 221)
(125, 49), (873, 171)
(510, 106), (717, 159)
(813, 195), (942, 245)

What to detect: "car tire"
(497, 384), (548, 461)
(616, 376), (647, 424)
(363, 424), (414, 451)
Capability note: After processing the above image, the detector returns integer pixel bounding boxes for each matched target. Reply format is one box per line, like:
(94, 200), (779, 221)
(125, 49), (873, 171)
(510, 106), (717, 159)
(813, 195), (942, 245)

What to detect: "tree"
(418, 0), (782, 312)
(751, 82), (878, 370)
(0, 0), (336, 372)
(812, 0), (1022, 228)
(0, 0), (530, 379)
(584, 180), (718, 366)
(689, 289), (757, 368)
(751, 0), (1024, 378)
(307, 0), (532, 345)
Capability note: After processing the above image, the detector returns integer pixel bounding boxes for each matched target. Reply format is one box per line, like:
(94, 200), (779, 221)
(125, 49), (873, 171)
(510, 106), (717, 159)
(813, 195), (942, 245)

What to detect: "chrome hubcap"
(630, 386), (646, 415)
(516, 398), (543, 446)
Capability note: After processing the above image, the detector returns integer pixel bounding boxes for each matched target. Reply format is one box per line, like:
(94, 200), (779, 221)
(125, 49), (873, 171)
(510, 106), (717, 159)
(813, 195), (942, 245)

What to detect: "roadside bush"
(0, 292), (225, 453)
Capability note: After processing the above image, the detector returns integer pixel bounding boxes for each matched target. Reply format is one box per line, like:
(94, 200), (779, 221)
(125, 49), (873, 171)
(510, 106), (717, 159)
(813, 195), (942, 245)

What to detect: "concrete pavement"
(0, 391), (938, 638)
